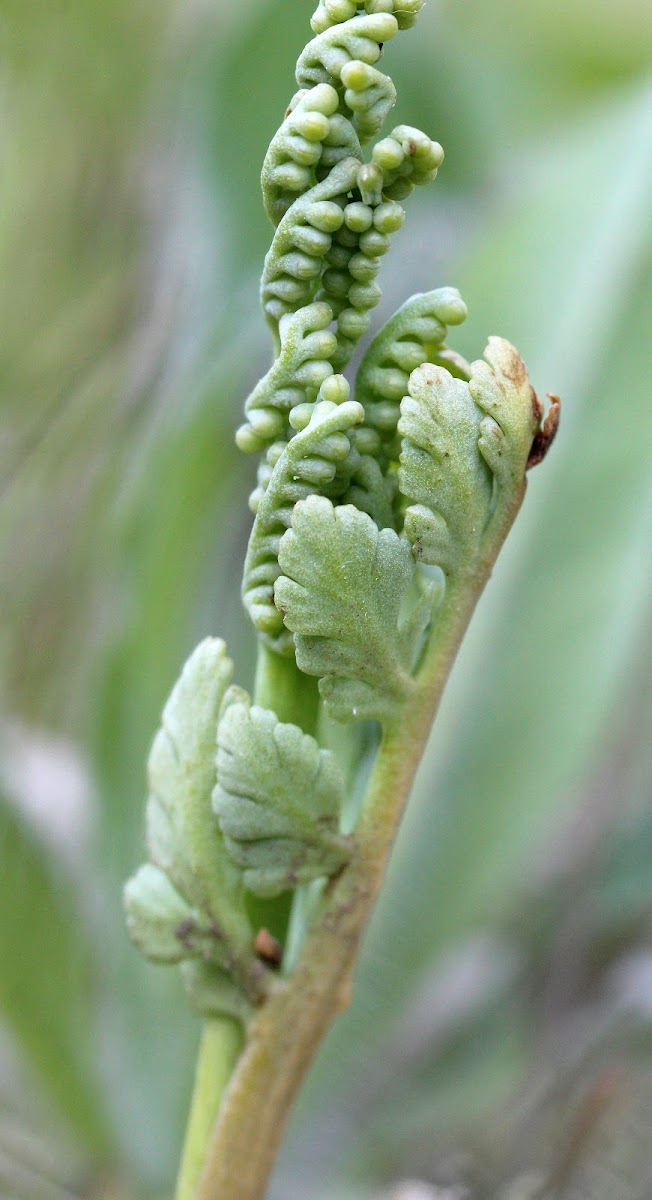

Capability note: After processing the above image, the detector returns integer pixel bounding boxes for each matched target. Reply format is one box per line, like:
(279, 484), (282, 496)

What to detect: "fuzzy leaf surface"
(398, 338), (542, 574)
(124, 863), (236, 968)
(275, 495), (433, 722)
(214, 689), (350, 897)
(126, 638), (252, 978)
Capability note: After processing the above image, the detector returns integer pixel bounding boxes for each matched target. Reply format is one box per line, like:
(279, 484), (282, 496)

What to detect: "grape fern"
(124, 3), (559, 1198)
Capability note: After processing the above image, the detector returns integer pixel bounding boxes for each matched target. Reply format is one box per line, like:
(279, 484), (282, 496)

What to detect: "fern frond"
(214, 690), (350, 897)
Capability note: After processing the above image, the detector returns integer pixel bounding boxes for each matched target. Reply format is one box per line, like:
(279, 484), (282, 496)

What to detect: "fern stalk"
(196, 567), (499, 1200)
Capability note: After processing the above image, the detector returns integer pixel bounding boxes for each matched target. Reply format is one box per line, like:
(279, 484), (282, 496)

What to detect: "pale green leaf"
(398, 338), (542, 574)
(143, 638), (251, 956)
(124, 863), (232, 968)
(275, 495), (434, 722)
(471, 336), (543, 495)
(124, 638), (264, 1013)
(214, 689), (350, 897)
(398, 362), (491, 573)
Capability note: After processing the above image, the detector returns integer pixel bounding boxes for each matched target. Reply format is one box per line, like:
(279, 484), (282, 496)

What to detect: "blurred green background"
(1, 1), (651, 1197)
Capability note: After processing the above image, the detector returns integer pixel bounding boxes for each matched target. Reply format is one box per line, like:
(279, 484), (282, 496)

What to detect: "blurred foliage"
(1, 0), (651, 1197)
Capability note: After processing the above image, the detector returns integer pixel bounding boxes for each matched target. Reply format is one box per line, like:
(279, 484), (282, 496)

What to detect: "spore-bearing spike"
(242, 0), (438, 645)
(261, 157), (360, 338)
(311, 1), (424, 37)
(297, 14), (399, 144)
(237, 301), (338, 456)
(263, 84), (362, 227)
(354, 288), (469, 468)
(242, 378), (364, 652)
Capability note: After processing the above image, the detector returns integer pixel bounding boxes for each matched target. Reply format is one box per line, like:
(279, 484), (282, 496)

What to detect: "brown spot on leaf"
(501, 347), (528, 387)
(527, 392), (561, 469)
(254, 927), (283, 968)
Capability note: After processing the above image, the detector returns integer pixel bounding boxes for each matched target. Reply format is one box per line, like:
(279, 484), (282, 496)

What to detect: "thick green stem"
(175, 1017), (243, 1200)
(254, 641), (319, 734)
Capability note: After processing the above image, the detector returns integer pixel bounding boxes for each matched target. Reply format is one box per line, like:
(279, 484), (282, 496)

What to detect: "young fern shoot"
(124, 3), (559, 1198)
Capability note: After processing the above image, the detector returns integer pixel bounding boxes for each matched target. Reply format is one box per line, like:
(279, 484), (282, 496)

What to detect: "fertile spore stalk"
(124, 3), (559, 1198)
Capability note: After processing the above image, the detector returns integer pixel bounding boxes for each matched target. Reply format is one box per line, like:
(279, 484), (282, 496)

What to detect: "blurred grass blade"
(0, 795), (111, 1159)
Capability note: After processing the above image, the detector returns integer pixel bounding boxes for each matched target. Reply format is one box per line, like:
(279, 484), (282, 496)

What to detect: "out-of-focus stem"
(174, 1017), (243, 1200)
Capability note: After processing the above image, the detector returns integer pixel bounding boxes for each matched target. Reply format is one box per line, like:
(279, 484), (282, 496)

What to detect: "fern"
(123, 4), (559, 1197)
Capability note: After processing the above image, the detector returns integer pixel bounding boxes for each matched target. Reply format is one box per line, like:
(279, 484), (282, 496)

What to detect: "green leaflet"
(472, 336), (545, 511)
(397, 360), (493, 573)
(213, 689), (350, 897)
(124, 639), (258, 1007)
(144, 639), (246, 935)
(275, 495), (436, 722)
(124, 863), (225, 966)
(398, 337), (542, 574)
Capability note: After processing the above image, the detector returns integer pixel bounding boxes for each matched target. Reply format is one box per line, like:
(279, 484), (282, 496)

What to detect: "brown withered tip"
(527, 392), (561, 469)
(254, 927), (283, 968)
